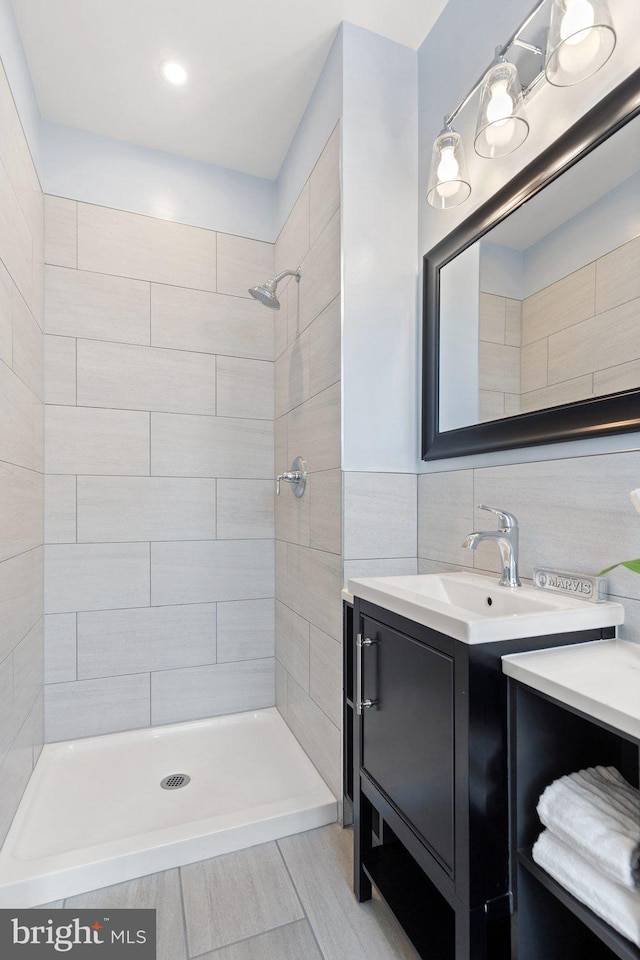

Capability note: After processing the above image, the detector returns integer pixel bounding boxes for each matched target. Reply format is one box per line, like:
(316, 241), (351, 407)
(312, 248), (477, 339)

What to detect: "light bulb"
(560, 0), (595, 45)
(436, 147), (460, 199)
(486, 80), (514, 125)
(160, 61), (187, 85)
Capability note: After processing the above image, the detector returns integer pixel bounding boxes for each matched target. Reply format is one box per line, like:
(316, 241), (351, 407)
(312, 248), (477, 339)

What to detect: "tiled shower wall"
(273, 125), (343, 798)
(43, 200), (277, 741)
(0, 63), (44, 844)
(478, 292), (521, 423)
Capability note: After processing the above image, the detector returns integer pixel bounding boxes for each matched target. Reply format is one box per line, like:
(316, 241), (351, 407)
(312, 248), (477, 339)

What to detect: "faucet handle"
(478, 504), (519, 530)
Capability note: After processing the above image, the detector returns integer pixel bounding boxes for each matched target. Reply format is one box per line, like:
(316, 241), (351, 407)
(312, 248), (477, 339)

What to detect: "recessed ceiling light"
(160, 61), (187, 85)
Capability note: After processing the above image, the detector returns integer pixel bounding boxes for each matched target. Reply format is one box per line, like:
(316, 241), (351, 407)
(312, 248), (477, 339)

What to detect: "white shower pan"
(0, 707), (336, 907)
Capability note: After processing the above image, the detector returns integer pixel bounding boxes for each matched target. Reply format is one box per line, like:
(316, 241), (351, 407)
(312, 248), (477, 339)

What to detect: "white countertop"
(502, 639), (640, 740)
(342, 586), (353, 605)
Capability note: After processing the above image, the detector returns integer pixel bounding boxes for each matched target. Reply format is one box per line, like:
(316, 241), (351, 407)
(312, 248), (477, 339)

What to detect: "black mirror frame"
(422, 65), (640, 462)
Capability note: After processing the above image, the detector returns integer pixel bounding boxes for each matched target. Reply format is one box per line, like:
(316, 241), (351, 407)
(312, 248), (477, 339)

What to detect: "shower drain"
(160, 774), (191, 790)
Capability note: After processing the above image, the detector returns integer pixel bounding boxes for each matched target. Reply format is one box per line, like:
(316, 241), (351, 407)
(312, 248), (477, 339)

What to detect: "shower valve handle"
(275, 457), (307, 498)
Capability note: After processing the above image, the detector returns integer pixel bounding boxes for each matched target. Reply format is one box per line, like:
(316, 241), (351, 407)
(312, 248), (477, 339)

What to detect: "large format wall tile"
(308, 295), (340, 398)
(151, 413), (272, 479)
(45, 406), (150, 475)
(0, 462), (43, 561)
(12, 288), (43, 397)
(298, 210), (340, 333)
(309, 124), (340, 247)
(275, 600), (310, 691)
(522, 263), (595, 345)
(216, 233), (273, 299)
(343, 472), (416, 561)
(547, 297), (640, 386)
(217, 598), (275, 663)
(151, 540), (273, 605)
(77, 477), (216, 542)
(76, 339), (217, 415)
(44, 335), (76, 405)
(595, 235), (640, 314)
(45, 673), (150, 741)
(418, 471), (474, 567)
(77, 203), (217, 290)
(45, 543), (150, 614)
(0, 360), (36, 470)
(44, 613), (76, 684)
(286, 676), (340, 798)
(276, 184), (310, 279)
(217, 480), (274, 540)
(287, 381), (340, 474)
(217, 356), (273, 420)
(44, 196), (76, 268)
(151, 284), (273, 361)
(0, 262), (12, 368)
(45, 266), (150, 344)
(151, 659), (274, 725)
(309, 625), (341, 727)
(0, 547), (42, 665)
(77, 604), (216, 678)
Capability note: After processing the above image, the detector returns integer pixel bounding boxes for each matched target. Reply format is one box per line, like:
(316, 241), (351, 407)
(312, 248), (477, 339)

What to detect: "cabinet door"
(360, 616), (455, 874)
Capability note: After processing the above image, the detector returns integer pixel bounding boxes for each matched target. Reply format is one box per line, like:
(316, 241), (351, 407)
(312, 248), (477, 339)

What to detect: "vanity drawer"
(360, 616), (455, 874)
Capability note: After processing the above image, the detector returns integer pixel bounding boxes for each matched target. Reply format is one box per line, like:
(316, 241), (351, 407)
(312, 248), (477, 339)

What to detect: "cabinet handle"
(356, 634), (378, 715)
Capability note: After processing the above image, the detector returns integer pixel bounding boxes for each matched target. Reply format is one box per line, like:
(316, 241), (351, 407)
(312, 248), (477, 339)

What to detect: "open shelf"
(518, 848), (640, 960)
(363, 841), (455, 960)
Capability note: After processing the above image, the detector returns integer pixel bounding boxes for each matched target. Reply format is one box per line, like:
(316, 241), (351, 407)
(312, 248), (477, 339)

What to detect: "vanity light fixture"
(545, 0), (616, 86)
(426, 0), (616, 208)
(426, 125), (472, 209)
(474, 56), (530, 159)
(160, 60), (187, 85)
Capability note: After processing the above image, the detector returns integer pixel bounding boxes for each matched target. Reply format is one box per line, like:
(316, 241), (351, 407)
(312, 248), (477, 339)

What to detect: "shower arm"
(274, 269), (301, 284)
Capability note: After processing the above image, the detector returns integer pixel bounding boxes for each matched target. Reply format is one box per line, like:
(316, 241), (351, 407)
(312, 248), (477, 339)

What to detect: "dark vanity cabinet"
(347, 596), (616, 960)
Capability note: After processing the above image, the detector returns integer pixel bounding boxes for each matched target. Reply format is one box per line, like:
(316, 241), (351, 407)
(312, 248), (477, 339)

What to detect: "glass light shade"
(545, 0), (616, 86)
(426, 129), (471, 209)
(474, 61), (529, 159)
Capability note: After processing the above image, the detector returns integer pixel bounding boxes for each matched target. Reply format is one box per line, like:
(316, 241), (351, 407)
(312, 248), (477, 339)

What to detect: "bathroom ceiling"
(11, 0), (449, 179)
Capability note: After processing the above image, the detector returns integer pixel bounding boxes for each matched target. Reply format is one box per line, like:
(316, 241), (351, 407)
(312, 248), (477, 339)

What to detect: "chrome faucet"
(462, 505), (521, 588)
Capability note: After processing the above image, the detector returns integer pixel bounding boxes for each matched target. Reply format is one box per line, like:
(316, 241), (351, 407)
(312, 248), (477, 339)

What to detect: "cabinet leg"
(354, 788), (372, 902)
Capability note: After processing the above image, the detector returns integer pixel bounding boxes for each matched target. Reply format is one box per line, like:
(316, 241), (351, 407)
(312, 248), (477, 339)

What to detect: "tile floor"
(38, 825), (420, 960)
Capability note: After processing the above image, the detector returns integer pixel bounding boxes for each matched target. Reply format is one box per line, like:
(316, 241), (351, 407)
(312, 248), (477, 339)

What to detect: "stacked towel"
(537, 766), (640, 890)
(532, 830), (640, 947)
(531, 766), (640, 948)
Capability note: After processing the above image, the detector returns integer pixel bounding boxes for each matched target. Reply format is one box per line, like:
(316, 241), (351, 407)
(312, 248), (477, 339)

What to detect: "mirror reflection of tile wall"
(478, 234), (640, 423)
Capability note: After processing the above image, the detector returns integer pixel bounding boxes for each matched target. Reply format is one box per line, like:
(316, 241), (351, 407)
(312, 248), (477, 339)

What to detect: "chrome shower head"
(248, 268), (301, 310)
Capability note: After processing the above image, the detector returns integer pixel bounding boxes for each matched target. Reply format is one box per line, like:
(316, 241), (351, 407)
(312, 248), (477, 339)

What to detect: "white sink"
(347, 572), (624, 644)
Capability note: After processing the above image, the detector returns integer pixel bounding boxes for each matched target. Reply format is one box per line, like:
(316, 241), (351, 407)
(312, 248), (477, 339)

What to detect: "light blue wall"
(0, 0), (41, 172)
(42, 121), (276, 241)
(275, 28), (343, 238)
(341, 23), (419, 472)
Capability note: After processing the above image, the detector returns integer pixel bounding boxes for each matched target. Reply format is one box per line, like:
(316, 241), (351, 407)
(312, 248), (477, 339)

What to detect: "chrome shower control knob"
(275, 457), (307, 498)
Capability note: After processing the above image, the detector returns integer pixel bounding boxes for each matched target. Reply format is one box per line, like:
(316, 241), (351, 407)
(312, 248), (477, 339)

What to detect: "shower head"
(248, 268), (301, 310)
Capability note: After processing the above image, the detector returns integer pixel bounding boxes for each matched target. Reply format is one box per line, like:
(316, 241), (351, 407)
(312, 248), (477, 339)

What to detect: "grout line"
(177, 865), (192, 959)
(275, 841), (329, 960)
(45, 401), (274, 423)
(187, 919), (309, 960)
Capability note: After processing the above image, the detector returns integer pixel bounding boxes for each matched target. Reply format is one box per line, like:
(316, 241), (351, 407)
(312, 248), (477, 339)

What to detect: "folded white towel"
(532, 829), (640, 948)
(537, 766), (640, 890)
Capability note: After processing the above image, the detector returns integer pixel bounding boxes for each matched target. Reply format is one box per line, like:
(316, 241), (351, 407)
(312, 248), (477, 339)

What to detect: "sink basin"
(347, 572), (624, 644)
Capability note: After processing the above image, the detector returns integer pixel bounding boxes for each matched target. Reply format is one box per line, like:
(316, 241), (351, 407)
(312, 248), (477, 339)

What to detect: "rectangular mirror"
(423, 67), (640, 461)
